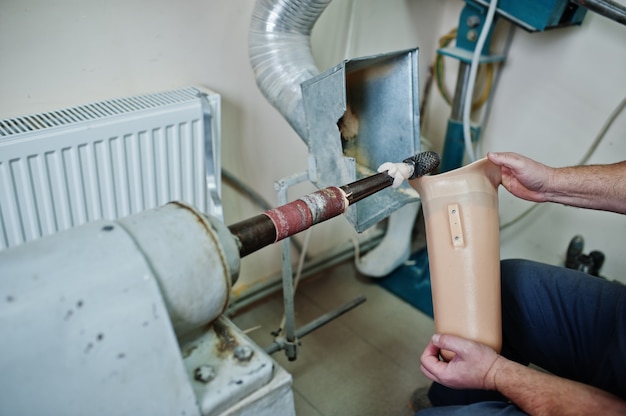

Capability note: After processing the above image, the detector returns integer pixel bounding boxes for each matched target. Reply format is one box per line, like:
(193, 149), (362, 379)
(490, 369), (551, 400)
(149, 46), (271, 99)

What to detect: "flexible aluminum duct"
(249, 0), (333, 143)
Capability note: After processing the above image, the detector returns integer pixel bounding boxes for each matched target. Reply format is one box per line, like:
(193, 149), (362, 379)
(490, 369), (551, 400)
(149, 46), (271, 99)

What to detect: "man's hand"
(420, 334), (626, 415)
(420, 333), (502, 390)
(488, 151), (626, 215)
(487, 152), (553, 203)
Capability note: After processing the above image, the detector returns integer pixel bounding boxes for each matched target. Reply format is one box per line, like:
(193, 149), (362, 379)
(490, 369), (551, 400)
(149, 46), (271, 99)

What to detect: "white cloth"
(377, 162), (413, 188)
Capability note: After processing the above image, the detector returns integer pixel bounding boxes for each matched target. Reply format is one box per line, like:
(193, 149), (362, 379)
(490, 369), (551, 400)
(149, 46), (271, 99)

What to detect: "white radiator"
(0, 86), (222, 251)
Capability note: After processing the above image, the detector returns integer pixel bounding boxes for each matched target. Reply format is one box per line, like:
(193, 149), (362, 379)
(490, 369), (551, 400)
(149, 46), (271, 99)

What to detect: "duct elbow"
(248, 0), (333, 142)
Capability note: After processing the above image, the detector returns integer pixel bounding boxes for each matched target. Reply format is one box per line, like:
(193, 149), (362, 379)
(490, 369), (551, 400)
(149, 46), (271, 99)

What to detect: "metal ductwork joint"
(249, 0), (422, 232)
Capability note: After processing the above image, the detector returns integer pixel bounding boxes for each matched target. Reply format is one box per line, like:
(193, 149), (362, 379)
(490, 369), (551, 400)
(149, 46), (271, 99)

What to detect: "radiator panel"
(0, 87), (221, 251)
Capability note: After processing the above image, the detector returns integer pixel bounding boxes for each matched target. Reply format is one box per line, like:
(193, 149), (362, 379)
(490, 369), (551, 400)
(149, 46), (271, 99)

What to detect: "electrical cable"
(578, 96), (626, 165)
(463, 0), (499, 163)
(499, 95), (626, 230)
(434, 28), (494, 112)
(222, 168), (273, 211)
(435, 28), (458, 105)
(478, 22), (516, 136)
(350, 234), (362, 270)
(433, 22), (514, 157)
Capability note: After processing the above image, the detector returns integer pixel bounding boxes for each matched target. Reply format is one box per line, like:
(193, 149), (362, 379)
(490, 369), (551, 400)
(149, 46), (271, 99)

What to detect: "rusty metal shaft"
(228, 150), (440, 258)
(227, 173), (395, 257)
(228, 186), (349, 258)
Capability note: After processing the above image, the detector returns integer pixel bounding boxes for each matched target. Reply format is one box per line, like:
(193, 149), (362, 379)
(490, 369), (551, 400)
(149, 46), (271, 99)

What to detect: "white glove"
(377, 162), (413, 188)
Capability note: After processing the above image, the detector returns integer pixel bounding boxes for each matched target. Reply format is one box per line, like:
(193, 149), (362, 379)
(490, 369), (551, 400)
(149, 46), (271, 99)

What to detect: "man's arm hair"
(546, 161), (626, 214)
(487, 357), (626, 416)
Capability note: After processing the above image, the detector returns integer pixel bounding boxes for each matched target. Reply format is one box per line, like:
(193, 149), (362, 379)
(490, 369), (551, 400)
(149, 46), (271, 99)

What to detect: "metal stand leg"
(274, 172), (309, 361)
(269, 172), (367, 361)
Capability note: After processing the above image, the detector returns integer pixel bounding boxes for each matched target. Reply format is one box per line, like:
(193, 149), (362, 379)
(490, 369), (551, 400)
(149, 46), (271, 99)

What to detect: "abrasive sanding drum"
(411, 158), (502, 359)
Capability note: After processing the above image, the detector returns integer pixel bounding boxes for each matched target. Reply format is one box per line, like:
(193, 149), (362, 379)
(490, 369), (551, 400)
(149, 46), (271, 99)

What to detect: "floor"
(231, 259), (435, 416)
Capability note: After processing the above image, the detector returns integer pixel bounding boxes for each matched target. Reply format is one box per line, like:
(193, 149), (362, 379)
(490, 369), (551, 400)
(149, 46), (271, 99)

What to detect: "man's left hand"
(420, 333), (501, 390)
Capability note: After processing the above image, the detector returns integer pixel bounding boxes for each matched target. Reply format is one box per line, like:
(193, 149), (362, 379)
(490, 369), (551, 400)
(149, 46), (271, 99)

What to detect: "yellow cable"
(435, 27), (494, 111)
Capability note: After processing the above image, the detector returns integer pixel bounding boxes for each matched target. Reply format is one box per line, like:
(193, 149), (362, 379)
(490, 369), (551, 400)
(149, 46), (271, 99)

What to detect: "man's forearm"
(488, 357), (626, 415)
(547, 161), (626, 214)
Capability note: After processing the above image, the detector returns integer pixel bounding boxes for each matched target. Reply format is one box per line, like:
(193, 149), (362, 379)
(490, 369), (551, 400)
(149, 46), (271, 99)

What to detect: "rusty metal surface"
(213, 319), (239, 355)
(181, 316), (278, 415)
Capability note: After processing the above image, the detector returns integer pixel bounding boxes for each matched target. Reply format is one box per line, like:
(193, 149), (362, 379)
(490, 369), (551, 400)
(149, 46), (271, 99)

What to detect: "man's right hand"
(487, 151), (554, 203)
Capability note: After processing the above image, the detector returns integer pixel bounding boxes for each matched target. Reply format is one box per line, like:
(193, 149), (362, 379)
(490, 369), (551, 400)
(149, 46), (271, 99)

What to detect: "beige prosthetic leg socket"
(410, 158), (502, 360)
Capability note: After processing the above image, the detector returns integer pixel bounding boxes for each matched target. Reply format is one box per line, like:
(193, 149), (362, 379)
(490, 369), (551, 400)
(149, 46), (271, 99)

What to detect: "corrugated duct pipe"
(249, 0), (333, 144)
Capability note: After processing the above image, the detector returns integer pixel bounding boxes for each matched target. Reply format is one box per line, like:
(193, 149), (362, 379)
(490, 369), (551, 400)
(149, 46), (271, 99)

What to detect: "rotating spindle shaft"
(228, 151), (440, 257)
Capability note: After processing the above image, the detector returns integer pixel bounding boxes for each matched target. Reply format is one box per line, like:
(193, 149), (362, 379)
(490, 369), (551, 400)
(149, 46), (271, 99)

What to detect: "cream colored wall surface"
(0, 0), (451, 287)
(2, 0), (626, 284)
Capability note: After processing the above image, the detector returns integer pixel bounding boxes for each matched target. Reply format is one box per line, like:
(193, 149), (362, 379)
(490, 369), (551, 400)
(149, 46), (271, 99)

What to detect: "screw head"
(233, 345), (254, 362)
(194, 365), (216, 383)
(467, 15), (481, 28)
(467, 29), (478, 42)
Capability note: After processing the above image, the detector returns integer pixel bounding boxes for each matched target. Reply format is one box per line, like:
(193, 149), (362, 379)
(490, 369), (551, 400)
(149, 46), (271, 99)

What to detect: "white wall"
(1, 0), (625, 284)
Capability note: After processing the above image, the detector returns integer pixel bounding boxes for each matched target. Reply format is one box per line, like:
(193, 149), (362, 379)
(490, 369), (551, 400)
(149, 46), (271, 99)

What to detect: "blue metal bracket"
(468, 0), (587, 32)
(438, 1), (506, 64)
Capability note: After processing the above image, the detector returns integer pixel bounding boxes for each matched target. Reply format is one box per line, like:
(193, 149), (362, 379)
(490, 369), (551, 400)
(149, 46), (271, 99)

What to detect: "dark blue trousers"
(418, 259), (626, 415)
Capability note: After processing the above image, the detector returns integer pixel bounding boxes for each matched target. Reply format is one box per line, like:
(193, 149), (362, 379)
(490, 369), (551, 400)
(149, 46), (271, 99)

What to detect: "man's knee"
(500, 258), (545, 302)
